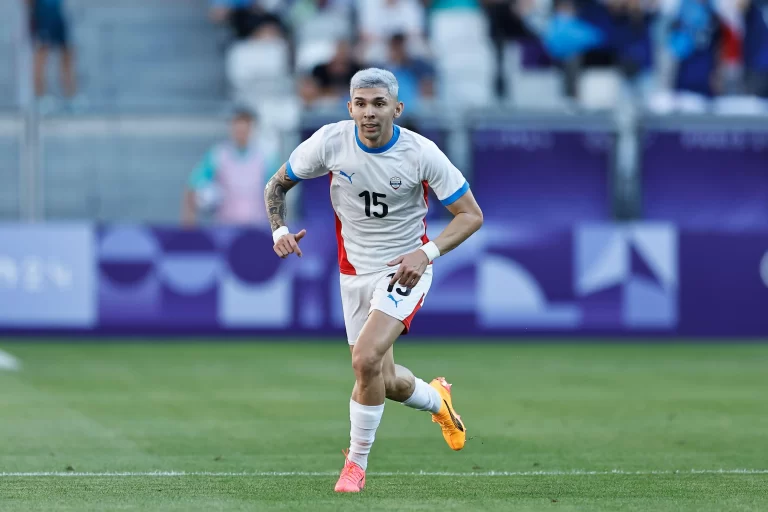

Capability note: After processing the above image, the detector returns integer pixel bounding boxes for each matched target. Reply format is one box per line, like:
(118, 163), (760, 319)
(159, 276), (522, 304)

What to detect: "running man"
(263, 68), (483, 493)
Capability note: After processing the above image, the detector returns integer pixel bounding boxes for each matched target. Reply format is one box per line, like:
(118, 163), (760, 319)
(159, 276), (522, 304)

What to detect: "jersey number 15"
(359, 191), (388, 218)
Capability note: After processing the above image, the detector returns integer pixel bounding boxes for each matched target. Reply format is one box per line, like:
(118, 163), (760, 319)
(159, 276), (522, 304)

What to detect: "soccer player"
(263, 68), (483, 493)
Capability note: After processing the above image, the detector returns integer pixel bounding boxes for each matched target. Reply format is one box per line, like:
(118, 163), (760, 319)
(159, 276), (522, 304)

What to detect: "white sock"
(348, 400), (384, 471)
(402, 378), (442, 414)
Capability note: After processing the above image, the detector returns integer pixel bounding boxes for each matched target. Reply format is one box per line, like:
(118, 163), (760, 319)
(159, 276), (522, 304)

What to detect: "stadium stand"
(65, 0), (227, 109)
(40, 116), (227, 222)
(430, 8), (494, 108)
(502, 42), (568, 110)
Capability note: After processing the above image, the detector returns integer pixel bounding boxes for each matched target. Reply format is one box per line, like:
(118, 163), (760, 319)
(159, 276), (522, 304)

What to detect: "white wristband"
(419, 241), (441, 262)
(272, 226), (290, 244)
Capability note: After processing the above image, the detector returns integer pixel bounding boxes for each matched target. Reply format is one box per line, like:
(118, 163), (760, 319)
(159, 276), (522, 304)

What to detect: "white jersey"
(287, 120), (469, 275)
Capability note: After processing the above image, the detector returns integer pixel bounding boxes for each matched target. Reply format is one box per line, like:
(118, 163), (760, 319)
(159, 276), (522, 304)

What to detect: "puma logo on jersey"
(339, 170), (355, 184)
(387, 294), (403, 307)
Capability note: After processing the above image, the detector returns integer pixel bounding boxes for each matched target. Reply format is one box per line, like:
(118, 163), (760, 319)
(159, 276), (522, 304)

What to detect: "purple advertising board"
(678, 232), (768, 335)
(2, 222), (768, 338)
(471, 129), (616, 226)
(0, 224), (96, 327)
(641, 129), (768, 230)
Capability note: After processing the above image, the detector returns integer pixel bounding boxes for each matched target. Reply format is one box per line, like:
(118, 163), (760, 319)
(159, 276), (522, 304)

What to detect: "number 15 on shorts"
(371, 266), (433, 322)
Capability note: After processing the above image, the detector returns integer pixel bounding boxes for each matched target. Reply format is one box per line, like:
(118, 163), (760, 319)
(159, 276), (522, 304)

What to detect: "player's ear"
(394, 102), (404, 119)
(347, 101), (353, 118)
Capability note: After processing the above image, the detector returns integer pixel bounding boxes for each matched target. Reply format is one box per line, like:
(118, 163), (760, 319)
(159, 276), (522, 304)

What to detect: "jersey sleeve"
(286, 125), (331, 181)
(420, 141), (470, 206)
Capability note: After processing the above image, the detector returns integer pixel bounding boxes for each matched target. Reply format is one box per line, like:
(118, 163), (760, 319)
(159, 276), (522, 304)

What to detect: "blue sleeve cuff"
(440, 181), (470, 206)
(285, 161), (302, 182)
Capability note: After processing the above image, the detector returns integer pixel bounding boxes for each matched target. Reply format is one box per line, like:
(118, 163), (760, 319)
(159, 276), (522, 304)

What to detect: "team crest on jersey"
(390, 177), (402, 190)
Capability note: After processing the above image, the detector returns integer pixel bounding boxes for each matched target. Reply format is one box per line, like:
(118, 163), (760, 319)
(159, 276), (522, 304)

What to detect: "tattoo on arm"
(264, 165), (299, 232)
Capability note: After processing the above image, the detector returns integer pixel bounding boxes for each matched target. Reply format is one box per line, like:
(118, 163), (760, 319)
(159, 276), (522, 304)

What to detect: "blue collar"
(354, 125), (400, 154)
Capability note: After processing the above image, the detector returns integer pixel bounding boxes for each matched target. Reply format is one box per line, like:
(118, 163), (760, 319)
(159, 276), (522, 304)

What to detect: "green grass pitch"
(1, 341), (767, 511)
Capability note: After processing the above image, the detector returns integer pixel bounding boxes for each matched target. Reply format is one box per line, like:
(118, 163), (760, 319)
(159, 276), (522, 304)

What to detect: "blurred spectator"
(210, 0), (251, 23)
(379, 33), (436, 109)
(287, 0), (353, 43)
(611, 0), (658, 94)
(425, 0), (483, 10)
(183, 109), (272, 227)
(742, 0), (768, 96)
(300, 40), (362, 106)
(28, 0), (77, 102)
(486, 0), (540, 42)
(484, 0), (543, 96)
(575, 0), (621, 68)
(210, 0), (286, 40)
(715, 0), (745, 93)
(543, 0), (605, 61)
(668, 0), (723, 97)
(358, 0), (428, 63)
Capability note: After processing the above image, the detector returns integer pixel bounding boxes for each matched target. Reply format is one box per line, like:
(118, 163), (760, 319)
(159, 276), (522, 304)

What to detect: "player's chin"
(360, 125), (380, 138)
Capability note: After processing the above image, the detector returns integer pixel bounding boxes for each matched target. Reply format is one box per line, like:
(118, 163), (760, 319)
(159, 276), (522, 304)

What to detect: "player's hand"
(273, 229), (306, 259)
(387, 250), (429, 289)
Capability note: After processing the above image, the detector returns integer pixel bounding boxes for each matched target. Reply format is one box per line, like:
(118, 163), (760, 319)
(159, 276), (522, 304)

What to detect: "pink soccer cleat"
(334, 450), (366, 493)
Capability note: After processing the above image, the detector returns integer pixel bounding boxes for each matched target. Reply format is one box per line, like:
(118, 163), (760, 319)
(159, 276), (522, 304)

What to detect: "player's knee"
(351, 350), (382, 381)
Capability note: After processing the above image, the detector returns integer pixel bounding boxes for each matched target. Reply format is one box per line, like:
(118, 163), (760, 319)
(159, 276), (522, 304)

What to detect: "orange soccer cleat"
(334, 450), (366, 493)
(429, 377), (467, 451)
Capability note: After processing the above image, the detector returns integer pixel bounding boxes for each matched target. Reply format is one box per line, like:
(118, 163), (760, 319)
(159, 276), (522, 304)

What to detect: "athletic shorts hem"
(342, 268), (431, 345)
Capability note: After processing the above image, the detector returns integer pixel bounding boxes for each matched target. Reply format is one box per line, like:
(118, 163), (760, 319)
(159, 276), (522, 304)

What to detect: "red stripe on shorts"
(402, 293), (425, 335)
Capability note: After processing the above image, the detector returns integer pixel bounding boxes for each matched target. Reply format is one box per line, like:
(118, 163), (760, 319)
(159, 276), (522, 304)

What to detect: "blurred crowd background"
(0, 0), (767, 227)
(8, 0), (768, 115)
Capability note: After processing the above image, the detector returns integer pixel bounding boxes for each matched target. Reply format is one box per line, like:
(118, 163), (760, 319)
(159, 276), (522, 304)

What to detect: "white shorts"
(340, 265), (433, 345)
